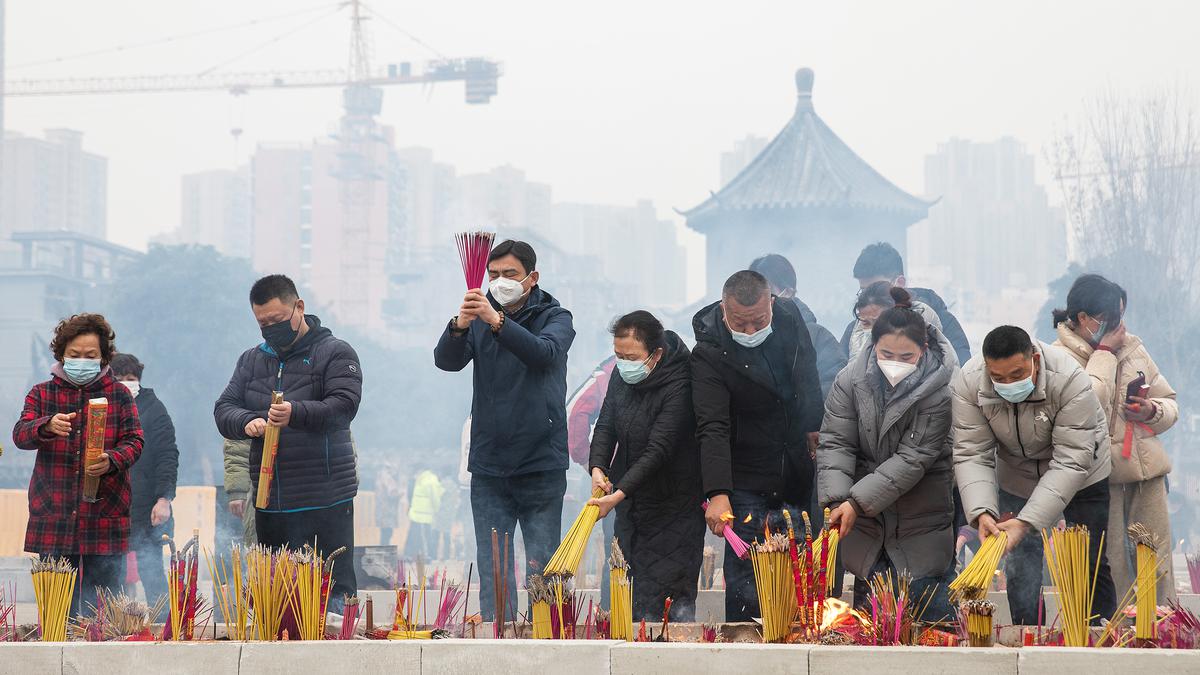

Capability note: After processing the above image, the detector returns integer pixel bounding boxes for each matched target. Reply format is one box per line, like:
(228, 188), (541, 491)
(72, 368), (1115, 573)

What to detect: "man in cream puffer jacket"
(951, 325), (1115, 626)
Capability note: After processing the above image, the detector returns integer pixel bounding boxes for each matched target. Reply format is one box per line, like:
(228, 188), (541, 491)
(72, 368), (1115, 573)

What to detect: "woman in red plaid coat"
(12, 313), (143, 613)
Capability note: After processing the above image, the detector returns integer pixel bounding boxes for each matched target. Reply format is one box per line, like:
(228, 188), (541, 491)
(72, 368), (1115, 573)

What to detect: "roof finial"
(795, 68), (814, 111)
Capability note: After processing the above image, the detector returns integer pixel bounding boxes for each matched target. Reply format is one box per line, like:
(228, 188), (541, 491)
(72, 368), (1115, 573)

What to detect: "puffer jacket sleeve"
(223, 439), (252, 499)
(289, 339), (363, 432)
(494, 307), (575, 371)
(214, 350), (259, 440)
(817, 369), (858, 508)
(434, 322), (474, 372)
(1019, 369), (1105, 529)
(587, 375), (620, 477)
(951, 367), (1001, 525)
(692, 347), (733, 498)
(1082, 349), (1119, 424)
(615, 381), (692, 496)
(849, 392), (952, 518)
(1142, 348), (1178, 436)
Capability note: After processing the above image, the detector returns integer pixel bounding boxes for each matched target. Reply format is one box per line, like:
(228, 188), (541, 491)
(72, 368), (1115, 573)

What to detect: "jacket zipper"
(273, 360), (284, 509)
(1012, 402), (1026, 458)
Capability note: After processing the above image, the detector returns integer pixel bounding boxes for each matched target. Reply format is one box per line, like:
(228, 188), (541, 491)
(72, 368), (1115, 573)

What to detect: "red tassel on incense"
(455, 231), (496, 289)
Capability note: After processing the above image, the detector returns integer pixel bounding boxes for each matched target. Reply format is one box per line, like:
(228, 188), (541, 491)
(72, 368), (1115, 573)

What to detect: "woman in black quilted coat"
(588, 311), (705, 622)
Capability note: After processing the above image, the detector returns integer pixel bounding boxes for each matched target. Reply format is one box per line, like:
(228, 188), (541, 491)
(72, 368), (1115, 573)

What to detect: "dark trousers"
(65, 554), (124, 616)
(724, 490), (803, 622)
(470, 469), (566, 621)
(256, 501), (357, 614)
(999, 480), (1116, 626)
(851, 553), (956, 623)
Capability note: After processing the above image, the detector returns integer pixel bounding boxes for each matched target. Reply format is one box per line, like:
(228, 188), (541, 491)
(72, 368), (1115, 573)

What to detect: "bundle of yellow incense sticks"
(31, 556), (76, 642)
(609, 539), (633, 641)
(1042, 525), (1101, 647)
(949, 532), (1007, 603)
(544, 481), (606, 577)
(204, 545), (249, 640)
(1129, 523), (1160, 641)
(286, 548), (332, 640)
(528, 575), (553, 639)
(247, 545), (297, 641)
(255, 392), (284, 510)
(750, 533), (796, 643)
(962, 599), (995, 647)
(82, 397), (108, 502)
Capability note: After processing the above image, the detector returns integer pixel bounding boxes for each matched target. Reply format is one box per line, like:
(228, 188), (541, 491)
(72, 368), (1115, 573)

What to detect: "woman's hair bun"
(888, 285), (913, 309)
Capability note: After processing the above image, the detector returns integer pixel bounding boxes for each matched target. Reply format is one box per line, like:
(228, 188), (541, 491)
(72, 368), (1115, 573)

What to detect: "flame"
(743, 514), (753, 524)
(720, 512), (735, 523)
(819, 598), (870, 633)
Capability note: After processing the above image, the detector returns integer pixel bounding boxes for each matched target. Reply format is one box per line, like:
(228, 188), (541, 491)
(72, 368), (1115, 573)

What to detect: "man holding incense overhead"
(434, 239), (575, 621)
(952, 325), (1116, 626)
(692, 270), (824, 622)
(214, 274), (362, 612)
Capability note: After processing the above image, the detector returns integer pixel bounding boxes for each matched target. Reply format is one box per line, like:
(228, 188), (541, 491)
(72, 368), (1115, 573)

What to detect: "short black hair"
(982, 325), (1034, 360)
(853, 242), (904, 279)
(854, 280), (896, 319)
(722, 270), (771, 306)
(250, 274), (299, 306)
(1051, 273), (1124, 328)
(749, 254), (797, 292)
(487, 239), (537, 274)
(610, 310), (666, 352)
(110, 353), (144, 379)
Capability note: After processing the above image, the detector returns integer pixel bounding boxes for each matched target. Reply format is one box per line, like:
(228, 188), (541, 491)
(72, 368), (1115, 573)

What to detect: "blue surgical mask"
(993, 376), (1035, 403)
(730, 323), (773, 349)
(63, 358), (102, 385)
(616, 355), (653, 385)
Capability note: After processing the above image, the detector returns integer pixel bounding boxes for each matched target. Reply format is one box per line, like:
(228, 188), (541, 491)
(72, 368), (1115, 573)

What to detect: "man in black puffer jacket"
(692, 270), (824, 622)
(214, 274), (362, 611)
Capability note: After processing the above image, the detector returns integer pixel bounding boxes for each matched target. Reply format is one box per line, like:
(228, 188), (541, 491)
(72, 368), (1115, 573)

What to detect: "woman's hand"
(85, 452), (111, 477)
(588, 490), (625, 518)
(44, 412), (76, 437)
(828, 501), (857, 537)
(591, 467), (612, 495)
(1124, 396), (1156, 422)
(1099, 322), (1126, 350)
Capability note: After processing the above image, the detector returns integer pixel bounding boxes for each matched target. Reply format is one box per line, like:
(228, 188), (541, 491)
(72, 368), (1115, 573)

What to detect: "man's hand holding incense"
(996, 517), (1029, 553)
(85, 452), (111, 477)
(245, 418), (268, 438)
(975, 512), (1001, 543)
(828, 501), (857, 537)
(456, 290), (481, 330)
(588, 490), (625, 518)
(268, 400), (292, 428)
(705, 494), (733, 535)
(463, 290), (501, 329)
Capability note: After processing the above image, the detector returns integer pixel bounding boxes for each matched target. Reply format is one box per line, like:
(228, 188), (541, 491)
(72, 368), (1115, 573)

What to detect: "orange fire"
(819, 598), (870, 633)
(743, 514), (753, 524)
(720, 512), (735, 523)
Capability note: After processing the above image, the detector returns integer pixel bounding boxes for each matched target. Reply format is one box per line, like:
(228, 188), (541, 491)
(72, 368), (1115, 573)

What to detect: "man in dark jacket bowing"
(435, 239), (575, 621)
(214, 274), (362, 611)
(111, 353), (179, 606)
(692, 270), (824, 622)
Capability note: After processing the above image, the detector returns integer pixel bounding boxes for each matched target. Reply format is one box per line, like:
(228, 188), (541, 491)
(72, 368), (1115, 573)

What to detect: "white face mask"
(121, 380), (141, 398)
(877, 360), (917, 387)
(489, 274), (530, 306)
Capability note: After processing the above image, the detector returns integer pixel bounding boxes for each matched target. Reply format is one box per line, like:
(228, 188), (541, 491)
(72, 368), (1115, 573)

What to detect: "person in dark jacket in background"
(434, 240), (575, 621)
(587, 311), (704, 622)
(111, 353), (179, 606)
(214, 274), (363, 612)
(844, 242), (972, 367)
(692, 270), (824, 622)
(818, 287), (957, 621)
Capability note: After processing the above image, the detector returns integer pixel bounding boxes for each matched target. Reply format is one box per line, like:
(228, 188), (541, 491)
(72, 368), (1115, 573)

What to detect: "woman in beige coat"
(1052, 274), (1178, 600)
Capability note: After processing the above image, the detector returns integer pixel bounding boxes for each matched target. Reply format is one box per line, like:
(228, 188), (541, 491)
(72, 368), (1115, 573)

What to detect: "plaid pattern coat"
(12, 368), (144, 556)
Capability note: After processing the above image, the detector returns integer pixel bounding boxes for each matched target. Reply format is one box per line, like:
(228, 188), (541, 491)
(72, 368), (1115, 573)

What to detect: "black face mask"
(261, 303), (299, 352)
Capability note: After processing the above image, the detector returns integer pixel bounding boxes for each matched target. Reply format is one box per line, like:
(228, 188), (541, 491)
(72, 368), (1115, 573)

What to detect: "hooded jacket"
(951, 341), (1111, 530)
(127, 387), (179, 539)
(1053, 324), (1178, 483)
(691, 297), (824, 504)
(841, 287), (971, 366)
(818, 324), (956, 579)
(214, 315), (362, 512)
(434, 286), (576, 477)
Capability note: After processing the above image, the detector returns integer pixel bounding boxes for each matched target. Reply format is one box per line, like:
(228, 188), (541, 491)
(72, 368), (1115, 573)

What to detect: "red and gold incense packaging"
(255, 392), (284, 510)
(82, 397), (108, 502)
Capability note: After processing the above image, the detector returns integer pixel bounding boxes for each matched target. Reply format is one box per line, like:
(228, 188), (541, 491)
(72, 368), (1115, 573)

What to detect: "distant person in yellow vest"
(407, 467), (445, 560)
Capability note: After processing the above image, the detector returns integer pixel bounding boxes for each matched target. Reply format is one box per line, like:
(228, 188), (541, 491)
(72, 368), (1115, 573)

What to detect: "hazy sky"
(7, 0), (1200, 258)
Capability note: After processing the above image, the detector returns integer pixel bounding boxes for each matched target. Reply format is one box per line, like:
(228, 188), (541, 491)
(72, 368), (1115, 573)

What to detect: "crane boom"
(4, 58), (501, 103)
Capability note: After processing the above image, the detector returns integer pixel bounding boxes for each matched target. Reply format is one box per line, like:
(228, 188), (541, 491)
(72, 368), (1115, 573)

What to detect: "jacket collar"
(1055, 322), (1142, 362)
(50, 363), (114, 391)
(693, 296), (802, 395)
(259, 314), (331, 359)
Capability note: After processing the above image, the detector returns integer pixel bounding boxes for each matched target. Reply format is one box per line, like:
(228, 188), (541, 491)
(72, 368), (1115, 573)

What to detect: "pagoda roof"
(682, 68), (932, 228)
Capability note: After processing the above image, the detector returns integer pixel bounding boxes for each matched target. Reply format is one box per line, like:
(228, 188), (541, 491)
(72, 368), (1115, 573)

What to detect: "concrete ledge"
(612, 642), (809, 675)
(239, 640), (420, 675)
(1017, 647), (1200, 675)
(419, 639), (619, 675)
(0, 643), (62, 675)
(809, 645), (1018, 674)
(60, 641), (242, 675)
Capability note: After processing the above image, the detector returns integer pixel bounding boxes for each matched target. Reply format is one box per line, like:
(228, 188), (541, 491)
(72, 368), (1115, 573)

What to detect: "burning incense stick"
(247, 545), (297, 641)
(962, 599), (995, 647)
(949, 532), (1007, 603)
(545, 483), (606, 578)
(256, 391), (285, 510)
(750, 533), (796, 643)
(528, 574), (553, 639)
(455, 231), (496, 289)
(1042, 525), (1101, 648)
(1129, 523), (1160, 641)
(609, 539), (633, 641)
(31, 556), (76, 642)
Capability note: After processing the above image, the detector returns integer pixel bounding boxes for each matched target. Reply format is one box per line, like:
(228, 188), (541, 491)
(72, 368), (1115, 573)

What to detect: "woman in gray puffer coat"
(818, 287), (957, 621)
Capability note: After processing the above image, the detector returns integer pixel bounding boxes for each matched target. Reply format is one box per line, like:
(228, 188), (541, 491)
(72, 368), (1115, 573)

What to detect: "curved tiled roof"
(683, 68), (931, 228)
